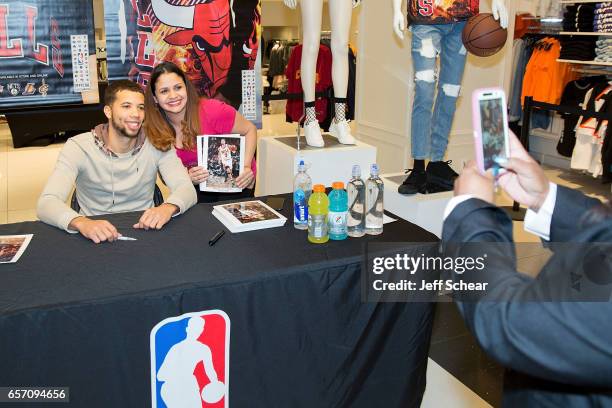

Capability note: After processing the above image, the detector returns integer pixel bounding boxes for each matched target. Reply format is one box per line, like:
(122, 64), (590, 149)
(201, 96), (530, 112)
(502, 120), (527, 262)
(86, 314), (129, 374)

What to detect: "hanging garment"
(571, 83), (612, 177)
(522, 37), (576, 105)
(557, 76), (608, 157)
(285, 44), (333, 125)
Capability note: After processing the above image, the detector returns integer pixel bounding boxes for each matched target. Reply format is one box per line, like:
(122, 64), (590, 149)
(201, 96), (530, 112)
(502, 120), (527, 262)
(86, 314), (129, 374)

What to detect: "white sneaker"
(329, 119), (355, 145)
(304, 121), (324, 147)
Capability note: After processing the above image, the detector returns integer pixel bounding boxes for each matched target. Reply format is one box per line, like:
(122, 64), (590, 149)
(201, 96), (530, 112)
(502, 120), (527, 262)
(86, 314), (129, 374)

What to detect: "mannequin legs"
(410, 22), (467, 161)
(328, 0), (355, 144)
(299, 0), (355, 146)
(300, 0), (323, 103)
(329, 0), (351, 99)
(399, 22), (466, 195)
(300, 0), (324, 147)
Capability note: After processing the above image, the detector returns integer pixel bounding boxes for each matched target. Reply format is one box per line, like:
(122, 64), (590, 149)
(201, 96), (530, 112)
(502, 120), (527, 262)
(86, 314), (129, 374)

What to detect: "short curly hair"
(104, 80), (144, 106)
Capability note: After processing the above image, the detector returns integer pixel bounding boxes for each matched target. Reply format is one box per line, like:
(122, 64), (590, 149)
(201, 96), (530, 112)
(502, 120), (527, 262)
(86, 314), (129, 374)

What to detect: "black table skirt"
(0, 201), (438, 407)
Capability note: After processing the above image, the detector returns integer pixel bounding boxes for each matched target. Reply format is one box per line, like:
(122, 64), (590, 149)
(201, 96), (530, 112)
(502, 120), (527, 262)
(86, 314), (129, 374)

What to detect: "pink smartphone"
(472, 88), (510, 174)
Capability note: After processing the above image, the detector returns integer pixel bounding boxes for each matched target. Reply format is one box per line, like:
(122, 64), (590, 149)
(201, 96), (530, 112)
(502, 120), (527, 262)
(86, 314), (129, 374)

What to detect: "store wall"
(355, 1), (517, 174)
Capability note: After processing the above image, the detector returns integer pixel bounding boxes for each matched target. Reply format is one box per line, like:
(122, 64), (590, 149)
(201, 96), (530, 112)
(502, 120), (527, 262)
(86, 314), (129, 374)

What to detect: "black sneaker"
(426, 160), (458, 191)
(398, 169), (427, 195)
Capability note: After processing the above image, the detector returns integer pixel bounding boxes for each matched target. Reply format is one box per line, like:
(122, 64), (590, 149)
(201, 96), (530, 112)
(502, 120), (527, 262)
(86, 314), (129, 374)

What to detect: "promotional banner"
(104, 0), (262, 127)
(0, 0), (97, 111)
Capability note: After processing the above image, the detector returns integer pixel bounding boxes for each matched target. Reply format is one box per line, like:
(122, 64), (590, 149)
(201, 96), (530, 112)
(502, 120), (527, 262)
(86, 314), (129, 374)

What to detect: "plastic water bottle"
(308, 184), (329, 244)
(365, 164), (384, 235)
(347, 165), (365, 237)
(293, 160), (312, 230)
(328, 182), (348, 240)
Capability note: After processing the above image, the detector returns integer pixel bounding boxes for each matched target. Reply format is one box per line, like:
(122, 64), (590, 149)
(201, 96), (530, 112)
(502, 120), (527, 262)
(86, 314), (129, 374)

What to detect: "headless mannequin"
(391, 0), (508, 194)
(284, 0), (361, 147)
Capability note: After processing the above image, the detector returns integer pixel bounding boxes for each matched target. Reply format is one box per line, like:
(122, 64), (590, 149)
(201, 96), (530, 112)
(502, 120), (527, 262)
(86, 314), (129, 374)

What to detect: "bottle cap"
(352, 165), (361, 178)
(370, 163), (379, 176)
(332, 181), (344, 190)
(313, 184), (325, 193)
(298, 160), (305, 171)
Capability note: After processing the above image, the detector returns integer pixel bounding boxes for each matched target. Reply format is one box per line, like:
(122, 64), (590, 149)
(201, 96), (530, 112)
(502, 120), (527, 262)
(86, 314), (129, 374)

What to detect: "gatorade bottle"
(308, 184), (329, 244)
(328, 182), (348, 240)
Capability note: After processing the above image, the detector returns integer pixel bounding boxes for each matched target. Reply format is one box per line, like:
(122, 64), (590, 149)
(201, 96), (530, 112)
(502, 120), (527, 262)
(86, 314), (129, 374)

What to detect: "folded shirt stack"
(559, 36), (598, 61)
(564, 4), (596, 32)
(595, 37), (612, 61)
(595, 3), (612, 32)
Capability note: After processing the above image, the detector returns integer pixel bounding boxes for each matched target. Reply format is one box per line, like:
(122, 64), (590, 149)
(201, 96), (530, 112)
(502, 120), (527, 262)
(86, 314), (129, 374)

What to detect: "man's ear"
(103, 105), (112, 120)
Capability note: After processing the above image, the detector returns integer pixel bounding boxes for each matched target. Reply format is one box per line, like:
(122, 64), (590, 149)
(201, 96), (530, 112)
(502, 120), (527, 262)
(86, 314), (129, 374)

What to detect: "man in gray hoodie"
(37, 80), (197, 243)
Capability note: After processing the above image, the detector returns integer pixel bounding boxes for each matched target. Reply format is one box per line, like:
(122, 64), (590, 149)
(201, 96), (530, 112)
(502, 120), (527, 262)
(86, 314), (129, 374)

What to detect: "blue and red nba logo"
(151, 310), (230, 408)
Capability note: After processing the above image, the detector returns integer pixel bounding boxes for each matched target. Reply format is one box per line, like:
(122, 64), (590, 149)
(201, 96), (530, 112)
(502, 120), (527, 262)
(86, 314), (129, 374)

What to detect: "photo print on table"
(220, 201), (282, 224)
(0, 234), (33, 263)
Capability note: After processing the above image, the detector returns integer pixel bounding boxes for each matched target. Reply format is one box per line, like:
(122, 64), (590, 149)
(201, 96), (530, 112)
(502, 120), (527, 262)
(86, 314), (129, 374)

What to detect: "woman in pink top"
(144, 62), (257, 203)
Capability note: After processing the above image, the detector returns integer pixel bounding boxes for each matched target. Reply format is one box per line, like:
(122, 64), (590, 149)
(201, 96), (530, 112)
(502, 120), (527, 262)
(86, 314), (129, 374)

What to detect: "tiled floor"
(0, 116), (608, 407)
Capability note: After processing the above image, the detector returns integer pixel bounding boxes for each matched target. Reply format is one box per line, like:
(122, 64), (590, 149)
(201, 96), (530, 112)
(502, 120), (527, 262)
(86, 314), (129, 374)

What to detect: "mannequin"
(284, 0), (361, 147)
(392, 0), (508, 194)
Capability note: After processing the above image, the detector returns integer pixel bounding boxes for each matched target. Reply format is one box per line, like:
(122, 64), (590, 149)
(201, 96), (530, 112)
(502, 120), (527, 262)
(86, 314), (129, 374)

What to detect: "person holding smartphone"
(441, 131), (612, 405)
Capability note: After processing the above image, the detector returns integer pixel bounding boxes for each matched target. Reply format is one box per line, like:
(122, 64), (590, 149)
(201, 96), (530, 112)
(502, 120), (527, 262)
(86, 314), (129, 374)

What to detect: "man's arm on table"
(133, 148), (197, 230)
(36, 140), (119, 243)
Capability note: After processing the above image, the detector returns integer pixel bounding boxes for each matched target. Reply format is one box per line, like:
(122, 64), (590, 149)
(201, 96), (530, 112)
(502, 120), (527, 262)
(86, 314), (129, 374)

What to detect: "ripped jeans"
(410, 22), (467, 161)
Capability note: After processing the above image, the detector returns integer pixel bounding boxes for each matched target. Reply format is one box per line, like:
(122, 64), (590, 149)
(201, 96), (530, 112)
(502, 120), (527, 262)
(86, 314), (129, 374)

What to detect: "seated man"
(442, 132), (612, 405)
(37, 80), (197, 243)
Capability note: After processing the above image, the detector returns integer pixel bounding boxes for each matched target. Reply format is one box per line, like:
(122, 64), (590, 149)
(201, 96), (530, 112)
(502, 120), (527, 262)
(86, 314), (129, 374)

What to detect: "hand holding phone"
(472, 88), (510, 174)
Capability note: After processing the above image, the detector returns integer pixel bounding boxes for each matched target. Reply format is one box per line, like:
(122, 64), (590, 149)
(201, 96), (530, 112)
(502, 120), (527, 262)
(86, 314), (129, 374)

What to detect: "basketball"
(229, 145), (237, 153)
(462, 13), (508, 57)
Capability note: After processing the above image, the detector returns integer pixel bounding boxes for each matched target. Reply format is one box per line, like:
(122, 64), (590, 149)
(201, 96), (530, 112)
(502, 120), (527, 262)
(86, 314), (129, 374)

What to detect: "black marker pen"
(209, 230), (225, 246)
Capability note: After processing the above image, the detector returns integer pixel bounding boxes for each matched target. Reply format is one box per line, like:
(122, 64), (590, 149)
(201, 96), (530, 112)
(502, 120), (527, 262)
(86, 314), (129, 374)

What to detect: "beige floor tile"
(422, 359), (492, 408)
(517, 252), (553, 278)
(543, 166), (609, 202)
(6, 142), (63, 211)
(7, 209), (38, 223)
(0, 122), (11, 141)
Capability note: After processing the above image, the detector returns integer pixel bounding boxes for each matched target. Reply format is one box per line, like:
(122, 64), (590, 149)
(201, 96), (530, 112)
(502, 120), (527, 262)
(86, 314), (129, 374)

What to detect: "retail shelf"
(560, 31), (612, 36)
(557, 59), (612, 66)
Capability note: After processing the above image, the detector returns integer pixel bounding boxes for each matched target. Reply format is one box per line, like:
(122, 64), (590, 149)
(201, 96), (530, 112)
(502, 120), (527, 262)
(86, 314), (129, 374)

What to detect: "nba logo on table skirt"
(151, 310), (230, 408)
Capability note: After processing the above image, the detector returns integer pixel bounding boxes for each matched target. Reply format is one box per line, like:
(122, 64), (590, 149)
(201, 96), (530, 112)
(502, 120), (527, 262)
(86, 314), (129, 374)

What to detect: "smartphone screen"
(479, 96), (507, 171)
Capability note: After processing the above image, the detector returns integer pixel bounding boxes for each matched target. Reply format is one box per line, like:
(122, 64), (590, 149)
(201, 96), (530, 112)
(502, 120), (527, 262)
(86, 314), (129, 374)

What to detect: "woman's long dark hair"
(144, 61), (202, 152)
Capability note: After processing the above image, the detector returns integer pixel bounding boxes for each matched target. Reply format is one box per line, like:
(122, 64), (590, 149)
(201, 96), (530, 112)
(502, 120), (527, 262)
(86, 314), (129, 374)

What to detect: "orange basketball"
(229, 145), (237, 152)
(462, 13), (508, 57)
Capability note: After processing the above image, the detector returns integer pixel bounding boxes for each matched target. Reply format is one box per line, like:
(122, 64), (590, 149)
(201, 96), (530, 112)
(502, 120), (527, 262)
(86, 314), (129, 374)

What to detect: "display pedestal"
(382, 173), (453, 237)
(257, 134), (377, 195)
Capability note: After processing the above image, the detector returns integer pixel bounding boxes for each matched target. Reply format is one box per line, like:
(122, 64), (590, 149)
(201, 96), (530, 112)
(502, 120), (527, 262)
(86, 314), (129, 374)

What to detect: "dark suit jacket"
(442, 186), (612, 407)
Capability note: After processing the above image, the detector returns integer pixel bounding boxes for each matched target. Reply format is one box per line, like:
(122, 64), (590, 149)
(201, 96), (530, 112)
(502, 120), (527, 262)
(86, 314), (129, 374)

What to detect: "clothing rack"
(509, 96), (612, 220)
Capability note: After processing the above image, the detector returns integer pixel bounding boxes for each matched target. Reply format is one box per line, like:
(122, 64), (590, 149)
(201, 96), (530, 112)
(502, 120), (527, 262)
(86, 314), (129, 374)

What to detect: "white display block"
(382, 173), (453, 238)
(257, 134), (377, 196)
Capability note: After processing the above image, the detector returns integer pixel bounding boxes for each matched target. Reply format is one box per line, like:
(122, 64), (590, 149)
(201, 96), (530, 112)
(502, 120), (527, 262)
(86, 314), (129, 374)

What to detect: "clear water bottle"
(365, 164), (384, 235)
(293, 160), (312, 230)
(347, 165), (366, 237)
